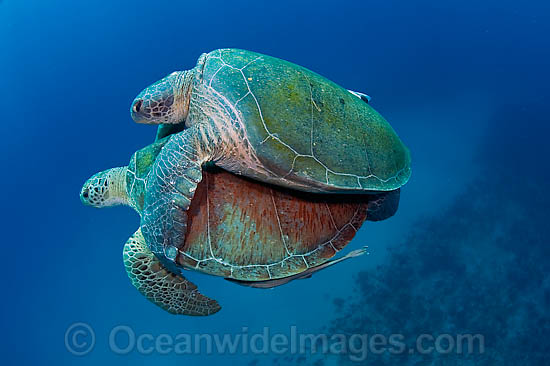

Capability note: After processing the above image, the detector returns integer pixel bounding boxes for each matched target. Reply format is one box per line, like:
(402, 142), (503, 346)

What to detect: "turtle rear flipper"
(123, 229), (221, 316)
(366, 189), (400, 222)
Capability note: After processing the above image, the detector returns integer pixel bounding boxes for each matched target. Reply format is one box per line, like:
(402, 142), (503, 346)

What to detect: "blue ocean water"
(2, 0), (549, 364)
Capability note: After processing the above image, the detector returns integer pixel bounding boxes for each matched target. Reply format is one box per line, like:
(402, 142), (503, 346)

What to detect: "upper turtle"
(132, 48), (411, 191)
(127, 49), (412, 266)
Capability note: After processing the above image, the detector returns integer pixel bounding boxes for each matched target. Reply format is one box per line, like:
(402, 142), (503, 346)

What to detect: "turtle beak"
(131, 96), (148, 124)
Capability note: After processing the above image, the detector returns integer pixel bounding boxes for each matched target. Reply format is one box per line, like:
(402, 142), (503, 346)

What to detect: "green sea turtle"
(80, 134), (400, 315)
(130, 48), (411, 267)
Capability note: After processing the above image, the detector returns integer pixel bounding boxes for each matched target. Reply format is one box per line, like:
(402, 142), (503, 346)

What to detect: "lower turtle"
(81, 136), (400, 316)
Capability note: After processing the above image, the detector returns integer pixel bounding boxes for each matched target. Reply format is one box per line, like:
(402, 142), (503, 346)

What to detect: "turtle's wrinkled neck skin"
(80, 167), (129, 208)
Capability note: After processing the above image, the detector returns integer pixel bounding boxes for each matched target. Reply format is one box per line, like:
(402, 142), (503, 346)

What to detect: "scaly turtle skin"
(80, 133), (400, 315)
(129, 48), (411, 267)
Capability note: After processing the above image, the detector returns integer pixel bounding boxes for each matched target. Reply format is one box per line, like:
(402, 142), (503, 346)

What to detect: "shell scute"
(201, 48), (411, 191)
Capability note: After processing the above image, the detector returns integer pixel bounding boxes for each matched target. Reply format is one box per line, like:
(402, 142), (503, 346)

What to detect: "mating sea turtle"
(81, 133), (400, 315)
(129, 48), (411, 269)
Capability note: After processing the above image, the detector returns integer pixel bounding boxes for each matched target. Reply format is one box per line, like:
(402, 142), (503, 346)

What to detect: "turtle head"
(131, 71), (192, 125)
(80, 167), (128, 208)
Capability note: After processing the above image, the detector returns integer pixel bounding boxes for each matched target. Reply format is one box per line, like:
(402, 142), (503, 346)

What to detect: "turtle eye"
(133, 99), (143, 113)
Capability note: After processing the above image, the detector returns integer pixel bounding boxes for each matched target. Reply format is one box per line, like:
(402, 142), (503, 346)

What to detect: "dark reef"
(291, 103), (550, 365)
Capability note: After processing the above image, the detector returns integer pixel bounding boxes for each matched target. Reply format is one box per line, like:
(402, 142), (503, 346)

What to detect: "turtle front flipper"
(123, 229), (221, 316)
(141, 124), (213, 262)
